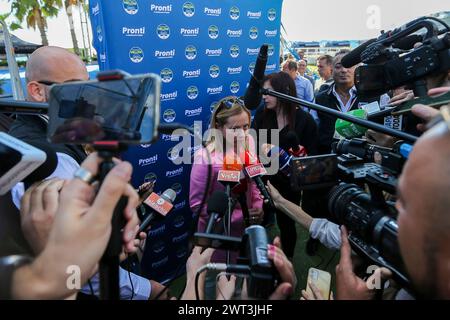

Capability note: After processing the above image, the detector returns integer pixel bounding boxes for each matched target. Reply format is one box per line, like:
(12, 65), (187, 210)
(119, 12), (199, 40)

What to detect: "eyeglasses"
(37, 80), (59, 86)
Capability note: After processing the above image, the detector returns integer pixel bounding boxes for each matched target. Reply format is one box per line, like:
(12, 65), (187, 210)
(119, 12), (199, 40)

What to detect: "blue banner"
(89, 0), (283, 283)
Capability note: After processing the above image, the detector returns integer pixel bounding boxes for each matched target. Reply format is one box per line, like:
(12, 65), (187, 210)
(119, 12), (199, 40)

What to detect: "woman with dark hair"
(252, 71), (319, 259)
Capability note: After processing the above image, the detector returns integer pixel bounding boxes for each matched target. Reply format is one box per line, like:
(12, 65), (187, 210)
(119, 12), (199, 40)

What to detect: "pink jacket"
(189, 147), (264, 263)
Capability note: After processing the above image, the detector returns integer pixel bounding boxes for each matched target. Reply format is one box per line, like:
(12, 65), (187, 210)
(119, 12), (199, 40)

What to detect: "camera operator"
(0, 153), (140, 299)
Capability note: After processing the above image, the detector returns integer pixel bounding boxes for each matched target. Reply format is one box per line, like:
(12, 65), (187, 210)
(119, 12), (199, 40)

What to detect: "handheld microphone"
(242, 151), (274, 208)
(335, 109), (369, 139)
(219, 156), (244, 191)
(267, 146), (292, 177)
(341, 38), (378, 68)
(244, 44), (268, 110)
(205, 191), (228, 234)
(286, 131), (307, 157)
(0, 133), (58, 194)
(137, 188), (176, 235)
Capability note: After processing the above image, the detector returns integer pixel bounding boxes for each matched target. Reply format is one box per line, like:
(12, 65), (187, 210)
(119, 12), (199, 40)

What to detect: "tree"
(8, 0), (62, 46)
(63, 0), (80, 55)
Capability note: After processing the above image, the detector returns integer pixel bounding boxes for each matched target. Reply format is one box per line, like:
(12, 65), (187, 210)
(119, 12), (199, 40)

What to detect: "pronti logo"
(152, 240), (166, 254)
(150, 4), (172, 14)
(230, 81), (240, 94)
(123, 0), (138, 15)
(173, 214), (185, 228)
(122, 27), (145, 37)
(186, 86), (199, 100)
(230, 45), (240, 58)
(207, 86), (223, 95)
(182, 69), (201, 79)
(246, 47), (259, 55)
(176, 248), (188, 259)
(180, 27), (199, 37)
(144, 172), (157, 184)
(185, 45), (197, 60)
(249, 62), (256, 74)
(163, 109), (176, 123)
(209, 65), (220, 79)
(138, 155), (158, 167)
(140, 143), (152, 148)
(229, 6), (240, 20)
(204, 7), (221, 16)
(91, 3), (100, 16)
(166, 167), (184, 178)
(156, 24), (170, 39)
(167, 146), (180, 161)
(268, 8), (277, 21)
(227, 29), (242, 38)
(266, 63), (277, 72)
(208, 25), (219, 39)
(249, 27), (258, 40)
(96, 26), (103, 42)
(174, 201), (187, 212)
(151, 256), (168, 269)
(247, 11), (261, 19)
(185, 106), (202, 117)
(129, 47), (144, 63)
(227, 66), (242, 75)
(268, 44), (275, 56)
(210, 101), (219, 113)
(160, 91), (178, 101)
(160, 68), (173, 83)
(171, 183), (182, 195)
(148, 224), (165, 237)
(161, 133), (176, 141)
(172, 231), (189, 243)
(154, 49), (175, 59)
(182, 1), (195, 17)
(205, 48), (222, 57)
(265, 29), (278, 37)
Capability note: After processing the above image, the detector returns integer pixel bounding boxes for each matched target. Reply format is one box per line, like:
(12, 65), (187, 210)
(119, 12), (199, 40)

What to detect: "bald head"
(397, 123), (450, 298)
(26, 46), (88, 83)
(25, 46), (88, 102)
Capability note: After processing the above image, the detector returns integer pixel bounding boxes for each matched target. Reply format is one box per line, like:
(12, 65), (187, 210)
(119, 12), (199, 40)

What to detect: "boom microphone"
(244, 44), (268, 110)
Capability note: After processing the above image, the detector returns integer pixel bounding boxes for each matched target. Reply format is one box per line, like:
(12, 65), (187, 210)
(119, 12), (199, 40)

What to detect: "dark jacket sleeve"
(315, 94), (337, 154)
(299, 112), (319, 156)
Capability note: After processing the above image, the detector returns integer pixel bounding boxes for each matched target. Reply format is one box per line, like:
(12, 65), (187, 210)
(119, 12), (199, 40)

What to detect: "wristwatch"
(0, 255), (33, 300)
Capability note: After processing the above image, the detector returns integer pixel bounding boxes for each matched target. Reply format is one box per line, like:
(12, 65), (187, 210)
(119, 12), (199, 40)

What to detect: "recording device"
(204, 191), (228, 234)
(194, 225), (278, 299)
(0, 133), (56, 195)
(137, 188), (176, 235)
(47, 71), (161, 144)
(244, 44), (269, 110)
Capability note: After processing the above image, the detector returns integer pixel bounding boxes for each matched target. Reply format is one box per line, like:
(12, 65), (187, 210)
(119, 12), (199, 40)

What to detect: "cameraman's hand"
(13, 153), (140, 299)
(336, 226), (392, 300)
(20, 179), (65, 255)
(389, 89), (415, 106)
(268, 237), (297, 300)
(301, 282), (334, 300)
(412, 87), (450, 132)
(182, 246), (215, 300)
(365, 130), (397, 148)
(216, 274), (237, 300)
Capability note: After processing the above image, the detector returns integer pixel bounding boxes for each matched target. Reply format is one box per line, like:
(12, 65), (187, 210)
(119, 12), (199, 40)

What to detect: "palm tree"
(8, 0), (62, 46)
(63, 0), (80, 55)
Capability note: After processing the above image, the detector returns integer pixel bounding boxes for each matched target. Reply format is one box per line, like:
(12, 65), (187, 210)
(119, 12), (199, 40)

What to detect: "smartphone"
(47, 73), (161, 144)
(306, 267), (331, 300)
(290, 154), (338, 190)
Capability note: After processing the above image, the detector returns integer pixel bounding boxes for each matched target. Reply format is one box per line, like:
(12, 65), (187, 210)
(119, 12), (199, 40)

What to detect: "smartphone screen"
(306, 268), (331, 300)
(47, 73), (161, 144)
(291, 154), (338, 190)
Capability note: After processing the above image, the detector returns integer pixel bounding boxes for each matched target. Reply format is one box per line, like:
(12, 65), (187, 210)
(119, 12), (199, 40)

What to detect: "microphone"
(334, 109), (369, 139)
(266, 145), (292, 177)
(285, 131), (307, 157)
(137, 188), (176, 234)
(218, 156), (244, 190)
(244, 44), (268, 110)
(242, 150), (274, 208)
(341, 38), (377, 68)
(204, 191), (228, 234)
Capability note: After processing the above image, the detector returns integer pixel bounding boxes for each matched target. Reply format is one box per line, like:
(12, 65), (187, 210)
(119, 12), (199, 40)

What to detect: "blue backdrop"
(89, 0), (283, 283)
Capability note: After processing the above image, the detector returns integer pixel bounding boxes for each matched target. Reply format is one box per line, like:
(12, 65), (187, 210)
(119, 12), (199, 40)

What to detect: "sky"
(0, 0), (448, 48)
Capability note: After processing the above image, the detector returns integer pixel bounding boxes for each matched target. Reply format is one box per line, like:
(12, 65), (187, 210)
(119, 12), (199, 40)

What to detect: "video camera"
(290, 138), (412, 287)
(194, 225), (278, 299)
